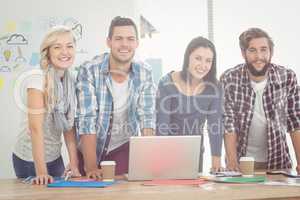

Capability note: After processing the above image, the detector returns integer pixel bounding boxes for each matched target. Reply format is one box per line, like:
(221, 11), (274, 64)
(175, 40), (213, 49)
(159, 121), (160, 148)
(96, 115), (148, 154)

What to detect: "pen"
(64, 170), (72, 181)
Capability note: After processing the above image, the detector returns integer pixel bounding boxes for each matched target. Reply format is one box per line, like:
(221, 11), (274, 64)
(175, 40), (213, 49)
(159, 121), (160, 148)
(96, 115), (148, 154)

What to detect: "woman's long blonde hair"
(39, 26), (76, 112)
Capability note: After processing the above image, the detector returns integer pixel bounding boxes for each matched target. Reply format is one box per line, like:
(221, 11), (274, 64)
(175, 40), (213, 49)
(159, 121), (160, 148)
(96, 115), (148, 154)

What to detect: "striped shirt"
(220, 63), (300, 169)
(75, 53), (156, 163)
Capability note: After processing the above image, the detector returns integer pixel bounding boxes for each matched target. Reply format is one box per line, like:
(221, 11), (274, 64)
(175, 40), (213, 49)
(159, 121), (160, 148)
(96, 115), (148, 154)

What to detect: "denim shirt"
(75, 53), (156, 163)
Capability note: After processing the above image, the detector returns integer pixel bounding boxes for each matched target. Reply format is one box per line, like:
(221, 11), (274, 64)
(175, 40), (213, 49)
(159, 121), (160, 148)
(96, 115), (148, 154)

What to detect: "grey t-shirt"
(156, 72), (223, 156)
(14, 69), (63, 162)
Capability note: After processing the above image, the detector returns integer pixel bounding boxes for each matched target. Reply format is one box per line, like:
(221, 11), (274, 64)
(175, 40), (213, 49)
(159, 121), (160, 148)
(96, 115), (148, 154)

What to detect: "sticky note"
(29, 53), (40, 66)
(0, 77), (4, 91)
(5, 21), (17, 33)
(20, 21), (32, 33)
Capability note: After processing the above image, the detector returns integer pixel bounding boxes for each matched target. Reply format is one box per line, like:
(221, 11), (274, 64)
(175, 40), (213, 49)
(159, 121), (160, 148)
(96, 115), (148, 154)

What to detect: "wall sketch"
(7, 34), (28, 45)
(0, 17), (85, 76)
(0, 16), (87, 100)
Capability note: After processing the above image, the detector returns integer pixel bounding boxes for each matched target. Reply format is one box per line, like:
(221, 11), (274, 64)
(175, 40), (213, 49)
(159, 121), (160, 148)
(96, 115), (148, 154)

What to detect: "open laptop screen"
(128, 135), (201, 181)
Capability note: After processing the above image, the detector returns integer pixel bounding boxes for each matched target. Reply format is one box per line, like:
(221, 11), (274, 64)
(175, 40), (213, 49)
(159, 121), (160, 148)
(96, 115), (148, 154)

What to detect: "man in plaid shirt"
(221, 28), (300, 172)
(76, 16), (156, 178)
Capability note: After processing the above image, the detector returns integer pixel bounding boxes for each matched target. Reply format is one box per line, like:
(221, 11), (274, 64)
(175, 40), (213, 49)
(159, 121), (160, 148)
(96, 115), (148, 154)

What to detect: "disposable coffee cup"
(100, 161), (116, 182)
(239, 157), (255, 176)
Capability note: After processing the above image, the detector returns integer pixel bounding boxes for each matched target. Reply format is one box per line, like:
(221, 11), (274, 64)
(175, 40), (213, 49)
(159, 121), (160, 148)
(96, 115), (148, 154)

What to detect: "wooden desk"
(0, 175), (299, 200)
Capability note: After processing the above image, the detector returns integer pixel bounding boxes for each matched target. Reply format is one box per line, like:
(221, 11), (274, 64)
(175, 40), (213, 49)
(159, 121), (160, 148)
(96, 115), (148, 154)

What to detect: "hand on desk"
(63, 163), (81, 178)
(210, 156), (225, 173)
(32, 174), (54, 185)
(226, 159), (240, 172)
(86, 168), (102, 180)
(142, 128), (155, 136)
(296, 165), (300, 174)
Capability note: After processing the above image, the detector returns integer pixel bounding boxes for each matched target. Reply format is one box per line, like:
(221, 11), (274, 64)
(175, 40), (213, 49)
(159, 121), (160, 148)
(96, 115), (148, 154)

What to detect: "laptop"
(127, 135), (201, 181)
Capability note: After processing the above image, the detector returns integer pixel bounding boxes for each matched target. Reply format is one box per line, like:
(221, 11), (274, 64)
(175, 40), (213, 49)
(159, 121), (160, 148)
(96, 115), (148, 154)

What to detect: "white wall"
(214, 0), (300, 77)
(136, 0), (208, 75)
(0, 0), (137, 179)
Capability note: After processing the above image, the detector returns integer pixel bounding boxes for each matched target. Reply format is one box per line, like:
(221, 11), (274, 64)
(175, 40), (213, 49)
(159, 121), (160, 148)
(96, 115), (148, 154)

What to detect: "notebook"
(47, 180), (115, 188)
(213, 176), (266, 183)
(128, 135), (202, 181)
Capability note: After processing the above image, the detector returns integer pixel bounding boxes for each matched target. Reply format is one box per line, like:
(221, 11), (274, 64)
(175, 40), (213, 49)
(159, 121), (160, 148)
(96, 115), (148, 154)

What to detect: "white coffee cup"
(100, 161), (116, 182)
(239, 157), (255, 176)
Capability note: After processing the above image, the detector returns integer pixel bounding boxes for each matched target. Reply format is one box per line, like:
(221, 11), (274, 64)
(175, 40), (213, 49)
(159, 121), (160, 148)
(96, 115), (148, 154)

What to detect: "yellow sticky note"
(0, 77), (4, 91)
(5, 21), (17, 33)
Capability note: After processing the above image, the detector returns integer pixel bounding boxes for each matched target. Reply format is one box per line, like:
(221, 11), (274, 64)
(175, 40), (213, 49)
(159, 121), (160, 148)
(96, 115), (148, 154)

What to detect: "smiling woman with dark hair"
(156, 36), (223, 172)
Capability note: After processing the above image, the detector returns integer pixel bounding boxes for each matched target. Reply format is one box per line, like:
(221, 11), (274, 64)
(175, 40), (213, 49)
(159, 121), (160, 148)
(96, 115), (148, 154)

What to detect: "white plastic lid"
(100, 161), (116, 166)
(239, 157), (255, 161)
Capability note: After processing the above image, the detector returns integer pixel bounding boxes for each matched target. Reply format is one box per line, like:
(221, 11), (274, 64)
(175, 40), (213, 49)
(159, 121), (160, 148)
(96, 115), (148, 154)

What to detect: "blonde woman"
(12, 26), (80, 185)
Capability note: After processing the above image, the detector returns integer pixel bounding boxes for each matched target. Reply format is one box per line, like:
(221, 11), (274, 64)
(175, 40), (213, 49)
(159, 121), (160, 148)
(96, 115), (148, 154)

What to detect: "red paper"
(142, 179), (206, 186)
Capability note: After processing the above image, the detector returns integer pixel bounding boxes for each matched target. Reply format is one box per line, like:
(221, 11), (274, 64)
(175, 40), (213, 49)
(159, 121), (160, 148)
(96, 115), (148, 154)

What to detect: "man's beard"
(246, 60), (270, 77)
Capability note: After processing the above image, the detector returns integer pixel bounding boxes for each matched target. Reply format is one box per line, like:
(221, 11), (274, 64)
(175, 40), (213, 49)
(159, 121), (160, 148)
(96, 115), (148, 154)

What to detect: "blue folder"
(47, 180), (115, 188)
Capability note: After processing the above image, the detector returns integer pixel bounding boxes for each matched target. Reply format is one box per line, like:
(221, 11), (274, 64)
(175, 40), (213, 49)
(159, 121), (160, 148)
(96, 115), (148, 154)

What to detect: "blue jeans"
(12, 153), (65, 178)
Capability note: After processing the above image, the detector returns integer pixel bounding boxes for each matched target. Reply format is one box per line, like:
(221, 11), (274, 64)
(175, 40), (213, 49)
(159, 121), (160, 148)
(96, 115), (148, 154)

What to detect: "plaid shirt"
(220, 63), (300, 169)
(75, 53), (156, 163)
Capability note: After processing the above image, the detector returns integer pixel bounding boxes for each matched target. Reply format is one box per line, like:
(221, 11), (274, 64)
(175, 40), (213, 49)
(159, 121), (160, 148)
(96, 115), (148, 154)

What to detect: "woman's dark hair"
(180, 36), (217, 84)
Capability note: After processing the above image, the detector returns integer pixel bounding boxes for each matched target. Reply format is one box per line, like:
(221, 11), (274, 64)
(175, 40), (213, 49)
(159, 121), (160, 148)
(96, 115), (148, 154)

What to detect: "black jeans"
(12, 153), (65, 178)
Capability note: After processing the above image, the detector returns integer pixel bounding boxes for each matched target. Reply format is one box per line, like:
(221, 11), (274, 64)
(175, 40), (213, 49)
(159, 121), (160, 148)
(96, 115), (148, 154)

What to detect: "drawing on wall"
(72, 23), (83, 41)
(40, 17), (84, 42)
(0, 66), (11, 73)
(140, 15), (158, 38)
(77, 48), (88, 54)
(40, 17), (61, 30)
(0, 35), (9, 41)
(7, 34), (28, 45)
(0, 17), (84, 74)
(3, 49), (12, 62)
(13, 47), (27, 70)
(64, 18), (83, 41)
(15, 46), (27, 63)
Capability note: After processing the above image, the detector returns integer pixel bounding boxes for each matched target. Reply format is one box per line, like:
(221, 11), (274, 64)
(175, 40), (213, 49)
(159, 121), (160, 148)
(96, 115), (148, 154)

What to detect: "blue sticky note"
(29, 53), (40, 66)
(47, 180), (115, 188)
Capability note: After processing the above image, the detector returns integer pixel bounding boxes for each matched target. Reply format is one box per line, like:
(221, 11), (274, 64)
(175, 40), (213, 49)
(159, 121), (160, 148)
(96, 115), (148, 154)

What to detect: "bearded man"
(221, 28), (300, 173)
